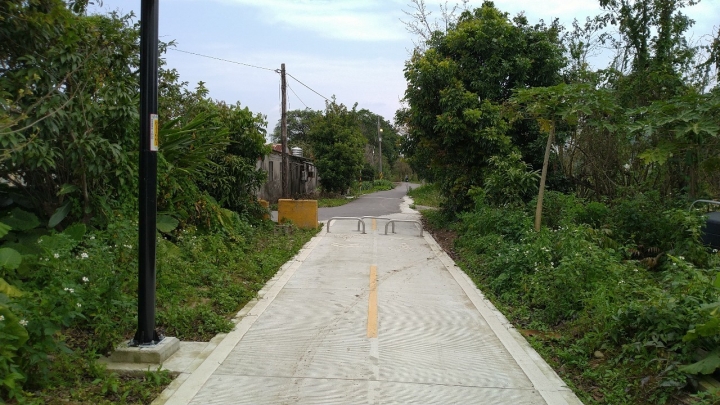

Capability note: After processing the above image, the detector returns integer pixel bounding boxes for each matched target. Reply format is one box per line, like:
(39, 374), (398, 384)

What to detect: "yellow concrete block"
(278, 199), (318, 229)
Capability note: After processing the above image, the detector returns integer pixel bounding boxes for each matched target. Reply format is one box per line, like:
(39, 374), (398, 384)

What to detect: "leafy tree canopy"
(272, 107), (403, 181)
(309, 100), (365, 193)
(270, 108), (322, 154)
(398, 0), (565, 211)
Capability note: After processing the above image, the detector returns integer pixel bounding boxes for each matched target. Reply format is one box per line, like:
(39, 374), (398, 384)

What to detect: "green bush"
(372, 179), (394, 190)
(0, 209), (318, 401)
(575, 201), (610, 228)
(444, 191), (720, 403)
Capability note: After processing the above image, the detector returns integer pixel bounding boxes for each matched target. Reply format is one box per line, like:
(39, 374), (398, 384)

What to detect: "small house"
(256, 144), (318, 203)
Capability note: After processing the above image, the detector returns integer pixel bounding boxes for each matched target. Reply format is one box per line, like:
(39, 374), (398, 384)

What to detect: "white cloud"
(218, 0), (408, 41)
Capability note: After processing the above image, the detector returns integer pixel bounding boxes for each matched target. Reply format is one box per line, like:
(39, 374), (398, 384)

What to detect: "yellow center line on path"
(367, 264), (378, 338)
(371, 218), (377, 231)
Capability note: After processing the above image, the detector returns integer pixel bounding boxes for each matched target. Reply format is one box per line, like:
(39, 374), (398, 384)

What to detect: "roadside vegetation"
(271, 107), (414, 187)
(407, 183), (442, 208)
(424, 192), (718, 404)
(0, 1), (319, 403)
(399, 0), (720, 403)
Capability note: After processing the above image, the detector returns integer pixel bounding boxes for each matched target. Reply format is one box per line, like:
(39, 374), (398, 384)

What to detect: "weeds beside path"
(416, 190), (720, 405)
(2, 216), (318, 404)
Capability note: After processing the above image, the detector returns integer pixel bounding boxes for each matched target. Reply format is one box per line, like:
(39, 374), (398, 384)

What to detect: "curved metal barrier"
(384, 219), (423, 237)
(689, 199), (720, 210)
(327, 217), (365, 234)
(361, 216), (392, 227)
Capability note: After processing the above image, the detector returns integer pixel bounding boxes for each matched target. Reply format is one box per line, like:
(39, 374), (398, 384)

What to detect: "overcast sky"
(89, 0), (720, 136)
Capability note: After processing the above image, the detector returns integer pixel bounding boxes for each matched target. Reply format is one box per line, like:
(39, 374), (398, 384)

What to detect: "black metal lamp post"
(134, 0), (163, 346)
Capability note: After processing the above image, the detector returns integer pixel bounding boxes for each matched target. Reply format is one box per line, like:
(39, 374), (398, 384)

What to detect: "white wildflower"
(679, 256), (685, 260)
(64, 287), (74, 293)
(80, 252), (89, 259)
(0, 315), (4, 321)
(76, 303), (82, 308)
(82, 276), (89, 283)
(53, 253), (59, 259)
(123, 244), (132, 249)
(90, 236), (95, 240)
(19, 319), (28, 327)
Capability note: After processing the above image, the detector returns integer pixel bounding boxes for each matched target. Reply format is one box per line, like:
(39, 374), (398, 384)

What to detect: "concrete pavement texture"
(153, 187), (582, 405)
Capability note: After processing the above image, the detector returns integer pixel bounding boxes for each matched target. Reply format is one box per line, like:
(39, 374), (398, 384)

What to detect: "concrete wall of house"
(256, 151), (318, 203)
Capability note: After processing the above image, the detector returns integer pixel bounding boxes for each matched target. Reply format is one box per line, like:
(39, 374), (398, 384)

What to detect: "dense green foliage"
(0, 1), (305, 402)
(397, 1), (565, 211)
(271, 108), (321, 153)
(272, 106), (406, 185)
(434, 191), (719, 404)
(1, 1), (140, 223)
(401, 0), (720, 402)
(307, 101), (365, 193)
(0, 209), (316, 402)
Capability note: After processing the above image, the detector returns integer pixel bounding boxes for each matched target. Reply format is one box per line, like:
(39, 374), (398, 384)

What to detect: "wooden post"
(534, 127), (554, 232)
(280, 63), (288, 199)
(377, 115), (382, 178)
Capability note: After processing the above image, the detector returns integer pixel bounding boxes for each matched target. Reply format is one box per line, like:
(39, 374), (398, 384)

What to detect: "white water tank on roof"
(291, 147), (303, 157)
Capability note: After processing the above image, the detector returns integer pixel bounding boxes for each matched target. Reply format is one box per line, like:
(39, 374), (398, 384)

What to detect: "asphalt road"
(317, 183), (420, 221)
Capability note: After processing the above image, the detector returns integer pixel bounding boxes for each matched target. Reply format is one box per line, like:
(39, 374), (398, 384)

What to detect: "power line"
(169, 48), (276, 72)
(287, 82), (309, 109)
(169, 47), (330, 104)
(286, 72), (329, 101)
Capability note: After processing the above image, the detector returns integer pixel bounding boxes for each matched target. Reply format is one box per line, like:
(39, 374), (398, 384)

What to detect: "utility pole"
(280, 63), (288, 199)
(135, 0), (162, 346)
(377, 115), (383, 178)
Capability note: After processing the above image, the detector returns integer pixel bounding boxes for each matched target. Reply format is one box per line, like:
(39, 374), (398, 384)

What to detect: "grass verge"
(407, 183), (442, 208)
(3, 217), (318, 403)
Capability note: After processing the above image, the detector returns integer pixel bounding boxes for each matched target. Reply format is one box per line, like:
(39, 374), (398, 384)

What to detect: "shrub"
(444, 190), (720, 402)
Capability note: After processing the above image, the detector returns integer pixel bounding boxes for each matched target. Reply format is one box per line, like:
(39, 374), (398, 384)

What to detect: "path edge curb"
(423, 231), (583, 405)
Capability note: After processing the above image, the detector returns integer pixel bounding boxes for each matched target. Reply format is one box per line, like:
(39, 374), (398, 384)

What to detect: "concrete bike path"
(156, 202), (582, 405)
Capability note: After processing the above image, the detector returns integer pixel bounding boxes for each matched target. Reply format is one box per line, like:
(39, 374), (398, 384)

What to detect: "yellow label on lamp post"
(150, 114), (159, 151)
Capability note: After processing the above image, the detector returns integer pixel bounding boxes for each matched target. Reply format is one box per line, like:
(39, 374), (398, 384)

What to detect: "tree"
(201, 101), (269, 216)
(354, 109), (401, 178)
(0, 2), (139, 225)
(599, 0), (700, 106)
(310, 101), (365, 194)
(398, 1), (565, 211)
(510, 83), (623, 228)
(271, 108), (322, 156)
(156, 76), (269, 223)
